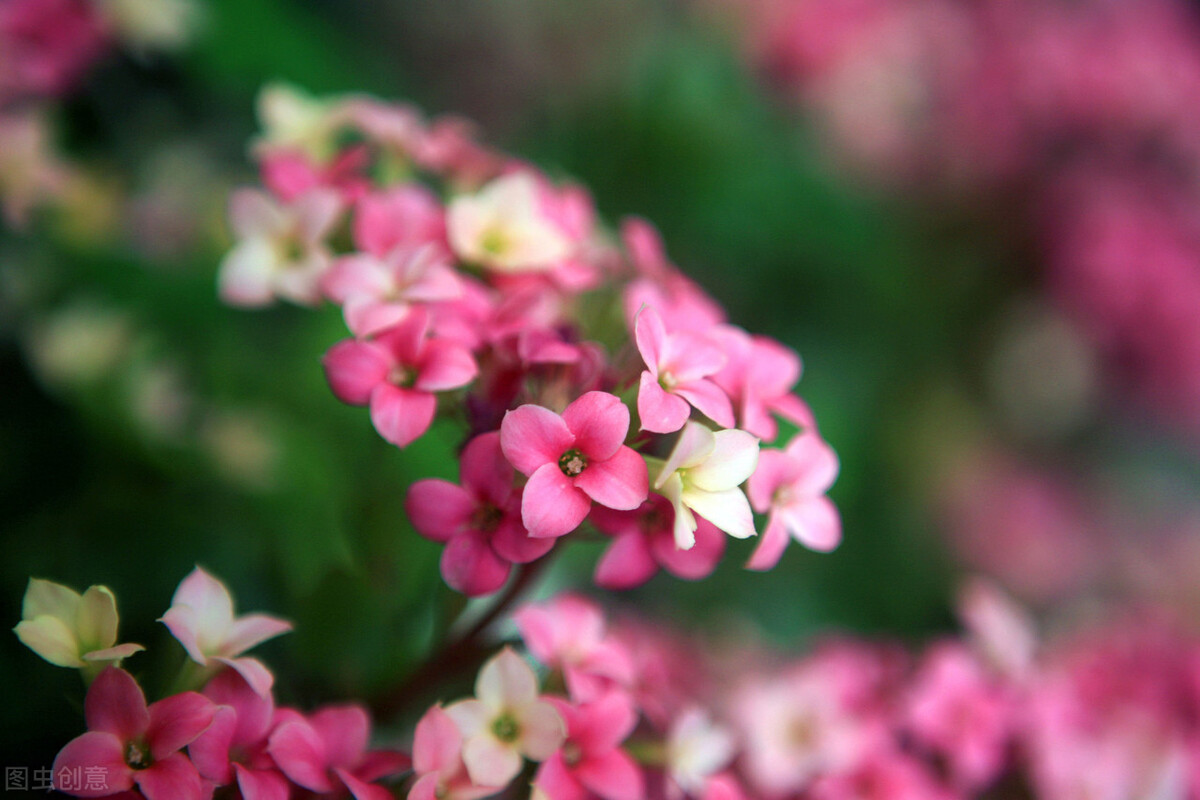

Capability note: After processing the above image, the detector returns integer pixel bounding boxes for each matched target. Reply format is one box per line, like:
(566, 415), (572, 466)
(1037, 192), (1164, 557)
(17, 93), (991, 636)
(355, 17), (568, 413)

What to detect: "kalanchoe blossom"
(268, 704), (409, 800)
(712, 328), (813, 444)
(14, 577), (143, 672)
(653, 422), (759, 549)
(445, 647), (566, 787)
(665, 707), (736, 799)
(323, 308), (478, 448)
(634, 306), (734, 433)
(590, 497), (726, 590)
(745, 429), (841, 570)
(321, 243), (462, 337)
(447, 172), (575, 273)
(53, 667), (215, 800)
(190, 669), (289, 800)
(515, 594), (635, 702)
(501, 392), (649, 539)
(535, 692), (645, 800)
(406, 431), (552, 596)
(218, 187), (342, 307)
(410, 705), (500, 800)
(159, 566), (292, 697)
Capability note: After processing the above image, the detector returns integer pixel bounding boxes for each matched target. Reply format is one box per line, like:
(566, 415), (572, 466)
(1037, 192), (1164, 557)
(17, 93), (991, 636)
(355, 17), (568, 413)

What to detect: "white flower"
(653, 422), (759, 549)
(666, 707), (735, 798)
(13, 578), (143, 669)
(447, 173), (574, 273)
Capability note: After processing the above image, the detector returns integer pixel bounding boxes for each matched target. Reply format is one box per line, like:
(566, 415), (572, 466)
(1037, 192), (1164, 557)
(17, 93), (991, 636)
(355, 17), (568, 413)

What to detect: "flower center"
(562, 742), (583, 766)
(492, 713), (520, 743)
(558, 449), (588, 477)
(659, 370), (678, 391)
(471, 504), (504, 533)
(125, 741), (151, 770)
(480, 227), (510, 257)
(387, 364), (412, 387)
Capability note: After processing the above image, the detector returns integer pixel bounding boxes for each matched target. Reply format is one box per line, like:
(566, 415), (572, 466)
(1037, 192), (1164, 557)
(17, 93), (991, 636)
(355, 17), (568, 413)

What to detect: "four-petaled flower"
(447, 172), (575, 273)
(501, 392), (649, 539)
(635, 306), (733, 434)
(14, 578), (143, 673)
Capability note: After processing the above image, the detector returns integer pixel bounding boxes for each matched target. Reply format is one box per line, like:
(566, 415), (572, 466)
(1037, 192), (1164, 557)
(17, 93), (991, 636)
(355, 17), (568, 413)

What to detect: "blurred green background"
(2, 0), (1132, 771)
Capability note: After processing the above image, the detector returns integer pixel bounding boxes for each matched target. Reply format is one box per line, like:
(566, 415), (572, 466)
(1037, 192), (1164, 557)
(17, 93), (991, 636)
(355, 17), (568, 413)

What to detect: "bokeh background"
(5, 0), (1200, 780)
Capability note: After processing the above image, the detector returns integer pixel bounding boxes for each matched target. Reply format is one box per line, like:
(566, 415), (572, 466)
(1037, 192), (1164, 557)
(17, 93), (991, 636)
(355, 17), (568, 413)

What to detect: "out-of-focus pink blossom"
(322, 243), (462, 337)
(746, 429), (840, 570)
(665, 707), (736, 799)
(53, 667), (215, 799)
(323, 308), (478, 448)
(515, 594), (635, 702)
(159, 567), (292, 697)
(500, 392), (648, 539)
(445, 648), (566, 787)
(268, 705), (408, 800)
(535, 692), (645, 800)
(190, 669), (289, 800)
(406, 431), (550, 596)
(0, 0), (107, 102)
(410, 705), (499, 800)
(591, 495), (726, 590)
(712, 327), (813, 444)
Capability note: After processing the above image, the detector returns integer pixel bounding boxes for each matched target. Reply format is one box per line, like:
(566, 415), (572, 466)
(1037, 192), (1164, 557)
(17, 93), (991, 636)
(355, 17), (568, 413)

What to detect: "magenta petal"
(215, 657), (275, 698)
(655, 518), (725, 580)
(415, 340), (477, 392)
(405, 480), (475, 542)
(369, 384), (436, 448)
(308, 705), (370, 770)
(189, 705), (237, 784)
(634, 305), (667, 372)
(459, 432), (515, 507)
(492, 515), (554, 563)
(202, 669), (274, 746)
(786, 433), (840, 496)
(54, 731), (134, 796)
(356, 750), (411, 782)
(500, 405), (574, 476)
(234, 765), (290, 800)
(577, 749), (645, 800)
(563, 391), (630, 461)
(745, 514), (789, 571)
(674, 380), (735, 429)
(594, 533), (658, 590)
(637, 372), (691, 434)
(375, 307), (430, 365)
(147, 691), (215, 760)
(441, 531), (512, 596)
(409, 772), (441, 800)
(336, 767), (393, 800)
(573, 693), (638, 755)
(667, 332), (726, 383)
(536, 753), (586, 800)
(522, 463), (592, 538)
(135, 752), (205, 800)
(346, 299), (410, 338)
(321, 255), (390, 304)
(413, 706), (461, 775)
(323, 340), (391, 405)
(268, 718), (334, 792)
(86, 667), (150, 742)
(574, 447), (648, 512)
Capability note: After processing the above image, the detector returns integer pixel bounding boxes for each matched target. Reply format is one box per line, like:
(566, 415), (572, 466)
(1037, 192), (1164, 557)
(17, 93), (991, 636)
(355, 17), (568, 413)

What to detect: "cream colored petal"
(15, 616), (83, 667)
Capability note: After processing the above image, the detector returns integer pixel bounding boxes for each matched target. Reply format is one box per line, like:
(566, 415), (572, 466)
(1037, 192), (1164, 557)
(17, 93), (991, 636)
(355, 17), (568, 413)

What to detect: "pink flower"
(745, 429), (841, 570)
(268, 705), (409, 800)
(634, 306), (733, 433)
(904, 643), (1014, 792)
(535, 692), (645, 800)
(665, 708), (736, 799)
(590, 497), (726, 590)
(190, 669), (289, 800)
(514, 595), (634, 702)
(406, 432), (552, 596)
(351, 185), (447, 257)
(321, 243), (462, 337)
(500, 392), (648, 539)
(323, 308), (478, 448)
(712, 327), (813, 444)
(409, 705), (499, 800)
(445, 648), (566, 787)
(53, 667), (215, 800)
(809, 750), (959, 800)
(159, 567), (292, 697)
(218, 187), (342, 307)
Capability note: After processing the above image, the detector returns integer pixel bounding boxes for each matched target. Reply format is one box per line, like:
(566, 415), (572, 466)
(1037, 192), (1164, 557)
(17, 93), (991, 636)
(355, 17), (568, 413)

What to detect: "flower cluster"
(712, 0), (1200, 435)
(219, 85), (841, 596)
(19, 568), (408, 800)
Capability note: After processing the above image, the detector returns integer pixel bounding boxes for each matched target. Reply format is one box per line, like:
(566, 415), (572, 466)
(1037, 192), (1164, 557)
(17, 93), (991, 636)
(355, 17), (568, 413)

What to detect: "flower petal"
(406, 480), (475, 542)
(574, 447), (649, 512)
(656, 423), (715, 488)
(15, 615), (83, 667)
(577, 749), (644, 800)
(501, 405), (574, 476)
(223, 614), (293, 658)
(85, 667), (150, 742)
(780, 497), (842, 553)
(308, 705), (370, 770)
(687, 429), (759, 492)
(53, 731), (134, 796)
(21, 578), (80, 622)
(517, 700), (567, 761)
(268, 717), (334, 793)
(674, 380), (735, 430)
(744, 514), (790, 572)
(563, 392), (630, 461)
(683, 486), (756, 540)
(445, 699), (491, 738)
(459, 432), (516, 507)
(415, 340), (478, 392)
(522, 463), (592, 538)
(337, 767), (394, 800)
(441, 530), (512, 596)
(413, 706), (462, 776)
(369, 384), (436, 448)
(323, 340), (390, 406)
(234, 764), (291, 800)
(147, 691), (215, 760)
(634, 305), (667, 372)
(477, 648), (539, 709)
(594, 532), (658, 590)
(638, 372), (691, 434)
(214, 656), (275, 698)
(189, 704), (237, 784)
(492, 515), (554, 564)
(461, 734), (522, 787)
(135, 752), (205, 800)
(653, 517), (725, 580)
